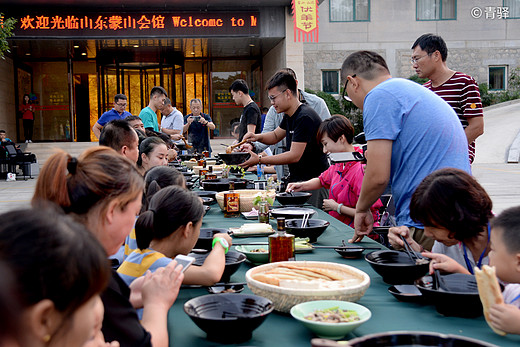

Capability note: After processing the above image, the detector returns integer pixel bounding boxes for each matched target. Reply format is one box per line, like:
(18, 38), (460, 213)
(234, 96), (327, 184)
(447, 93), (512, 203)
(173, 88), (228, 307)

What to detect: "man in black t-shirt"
(240, 71), (329, 207)
(229, 79), (261, 141)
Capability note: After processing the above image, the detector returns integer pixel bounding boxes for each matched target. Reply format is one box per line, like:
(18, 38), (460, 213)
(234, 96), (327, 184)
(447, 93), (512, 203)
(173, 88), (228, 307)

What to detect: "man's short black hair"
(231, 122), (240, 135)
(114, 94), (127, 103)
(150, 86), (168, 99)
(341, 51), (390, 81)
(412, 33), (448, 62)
(99, 119), (136, 152)
(0, 130), (5, 134)
(125, 115), (141, 122)
(229, 79), (249, 94)
(266, 71), (297, 96)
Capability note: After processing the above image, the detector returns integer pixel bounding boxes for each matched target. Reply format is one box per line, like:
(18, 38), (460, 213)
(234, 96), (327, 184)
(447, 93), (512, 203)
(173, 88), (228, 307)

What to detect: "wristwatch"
(212, 237), (229, 254)
(258, 154), (262, 164)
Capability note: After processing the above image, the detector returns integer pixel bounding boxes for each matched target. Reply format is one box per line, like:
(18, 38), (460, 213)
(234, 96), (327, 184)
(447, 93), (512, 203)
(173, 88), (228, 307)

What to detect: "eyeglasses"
(341, 74), (356, 102)
(410, 54), (430, 64)
(268, 89), (287, 101)
(115, 102), (127, 107)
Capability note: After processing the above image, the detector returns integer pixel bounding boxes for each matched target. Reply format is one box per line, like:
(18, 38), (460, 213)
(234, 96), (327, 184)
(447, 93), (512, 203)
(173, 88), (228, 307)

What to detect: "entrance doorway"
(99, 63), (183, 117)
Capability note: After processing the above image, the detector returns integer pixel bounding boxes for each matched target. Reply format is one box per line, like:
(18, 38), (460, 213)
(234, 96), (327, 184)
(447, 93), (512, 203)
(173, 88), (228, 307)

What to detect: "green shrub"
(305, 88), (364, 136)
(479, 83), (494, 107)
(408, 74), (429, 85)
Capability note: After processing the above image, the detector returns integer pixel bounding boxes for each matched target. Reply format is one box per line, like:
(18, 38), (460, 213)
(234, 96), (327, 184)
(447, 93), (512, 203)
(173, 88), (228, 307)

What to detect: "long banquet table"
(167, 200), (520, 346)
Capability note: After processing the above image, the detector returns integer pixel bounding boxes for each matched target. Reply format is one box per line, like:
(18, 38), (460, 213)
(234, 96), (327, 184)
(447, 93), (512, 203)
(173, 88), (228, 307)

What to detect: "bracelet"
(336, 203), (343, 214)
(212, 237), (229, 254)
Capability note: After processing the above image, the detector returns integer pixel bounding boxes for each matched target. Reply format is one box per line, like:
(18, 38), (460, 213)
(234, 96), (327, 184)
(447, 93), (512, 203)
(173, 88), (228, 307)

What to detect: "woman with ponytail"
(118, 185), (232, 286)
(121, 166), (186, 260)
(32, 146), (183, 347)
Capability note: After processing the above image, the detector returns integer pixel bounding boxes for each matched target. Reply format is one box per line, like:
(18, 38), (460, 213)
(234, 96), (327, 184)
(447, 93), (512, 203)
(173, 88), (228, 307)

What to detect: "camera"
(192, 115), (201, 121)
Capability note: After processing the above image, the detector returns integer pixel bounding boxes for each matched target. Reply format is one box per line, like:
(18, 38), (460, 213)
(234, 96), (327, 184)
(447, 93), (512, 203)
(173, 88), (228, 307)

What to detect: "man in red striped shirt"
(412, 34), (484, 164)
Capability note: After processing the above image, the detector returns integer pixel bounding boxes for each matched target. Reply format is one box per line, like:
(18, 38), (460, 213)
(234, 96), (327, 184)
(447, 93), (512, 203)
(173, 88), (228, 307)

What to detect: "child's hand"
(422, 252), (470, 275)
(142, 260), (184, 310)
(129, 276), (145, 309)
(489, 303), (520, 334)
(286, 182), (304, 193)
(322, 199), (336, 212)
(213, 233), (232, 246)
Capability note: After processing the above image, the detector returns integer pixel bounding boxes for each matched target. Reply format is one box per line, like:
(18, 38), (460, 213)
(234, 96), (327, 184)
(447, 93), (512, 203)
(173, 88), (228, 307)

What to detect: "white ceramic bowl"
(290, 300), (371, 339)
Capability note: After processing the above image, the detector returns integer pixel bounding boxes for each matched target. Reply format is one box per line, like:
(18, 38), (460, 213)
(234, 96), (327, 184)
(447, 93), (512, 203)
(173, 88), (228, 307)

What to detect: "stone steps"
(22, 139), (235, 169)
(23, 142), (98, 168)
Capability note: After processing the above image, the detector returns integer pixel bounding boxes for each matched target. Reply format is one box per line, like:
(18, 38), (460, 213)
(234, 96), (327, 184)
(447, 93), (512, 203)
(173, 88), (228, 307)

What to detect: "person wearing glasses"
(92, 94), (132, 139)
(341, 51), (470, 249)
(412, 33), (484, 164)
(251, 67), (330, 187)
(241, 71), (329, 208)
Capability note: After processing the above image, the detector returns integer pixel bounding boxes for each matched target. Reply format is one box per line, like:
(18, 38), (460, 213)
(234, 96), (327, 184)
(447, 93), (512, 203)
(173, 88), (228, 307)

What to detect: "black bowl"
(285, 219), (329, 243)
(190, 250), (246, 283)
(194, 228), (230, 250)
(201, 197), (214, 205)
(185, 181), (194, 190)
(202, 178), (249, 192)
(184, 293), (273, 343)
(415, 274), (482, 317)
(217, 152), (251, 165)
(270, 207), (316, 220)
(364, 250), (430, 285)
(194, 190), (218, 200)
(343, 331), (497, 347)
(387, 284), (423, 303)
(334, 247), (364, 259)
(275, 192), (312, 206)
(179, 153), (200, 161)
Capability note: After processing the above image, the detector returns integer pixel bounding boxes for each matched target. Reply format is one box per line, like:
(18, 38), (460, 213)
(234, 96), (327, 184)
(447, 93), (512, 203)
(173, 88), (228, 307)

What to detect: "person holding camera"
(183, 99), (215, 155)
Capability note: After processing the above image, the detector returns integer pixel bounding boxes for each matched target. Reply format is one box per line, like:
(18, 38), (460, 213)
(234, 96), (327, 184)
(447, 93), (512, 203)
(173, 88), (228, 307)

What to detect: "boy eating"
(487, 206), (520, 334)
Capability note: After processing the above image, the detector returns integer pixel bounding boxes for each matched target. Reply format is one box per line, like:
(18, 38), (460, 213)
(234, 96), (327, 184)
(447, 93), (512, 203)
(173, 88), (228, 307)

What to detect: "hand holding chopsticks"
(399, 234), (425, 263)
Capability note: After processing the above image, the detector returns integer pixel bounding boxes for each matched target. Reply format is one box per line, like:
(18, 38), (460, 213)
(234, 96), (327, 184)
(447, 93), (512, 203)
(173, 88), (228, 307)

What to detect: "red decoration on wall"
(292, 0), (319, 42)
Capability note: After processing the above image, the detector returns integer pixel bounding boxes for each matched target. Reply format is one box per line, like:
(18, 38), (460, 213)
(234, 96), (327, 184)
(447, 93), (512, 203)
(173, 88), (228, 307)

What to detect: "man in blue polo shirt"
(92, 94), (132, 139)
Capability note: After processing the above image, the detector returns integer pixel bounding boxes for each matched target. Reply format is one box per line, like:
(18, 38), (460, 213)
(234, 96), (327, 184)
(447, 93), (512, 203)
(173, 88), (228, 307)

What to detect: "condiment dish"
(290, 300), (371, 339)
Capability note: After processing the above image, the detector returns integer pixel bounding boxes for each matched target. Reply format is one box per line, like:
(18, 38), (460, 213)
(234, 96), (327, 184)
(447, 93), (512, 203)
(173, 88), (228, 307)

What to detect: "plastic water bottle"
(257, 164), (264, 180)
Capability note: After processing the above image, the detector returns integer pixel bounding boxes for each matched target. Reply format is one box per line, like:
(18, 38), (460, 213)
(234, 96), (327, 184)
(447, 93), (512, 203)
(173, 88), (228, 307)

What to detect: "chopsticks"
(301, 213), (310, 228)
(399, 234), (422, 263)
(312, 245), (381, 250)
(233, 243), (268, 246)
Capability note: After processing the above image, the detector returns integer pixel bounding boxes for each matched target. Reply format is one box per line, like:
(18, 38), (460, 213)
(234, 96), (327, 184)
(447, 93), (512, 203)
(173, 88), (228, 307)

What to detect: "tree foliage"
(0, 14), (16, 60)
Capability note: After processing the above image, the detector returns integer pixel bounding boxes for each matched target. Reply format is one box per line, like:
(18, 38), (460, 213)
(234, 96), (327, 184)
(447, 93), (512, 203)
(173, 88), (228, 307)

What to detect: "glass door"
(100, 64), (183, 118)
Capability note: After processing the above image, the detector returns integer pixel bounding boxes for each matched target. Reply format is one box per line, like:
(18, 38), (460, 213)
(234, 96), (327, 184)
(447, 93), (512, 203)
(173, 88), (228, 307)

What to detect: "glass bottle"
(258, 201), (270, 224)
(206, 165), (217, 180)
(224, 181), (240, 218)
(269, 217), (295, 262)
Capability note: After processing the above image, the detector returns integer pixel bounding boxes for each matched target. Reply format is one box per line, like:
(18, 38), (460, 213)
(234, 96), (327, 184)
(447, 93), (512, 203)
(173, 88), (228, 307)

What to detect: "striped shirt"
(424, 72), (483, 163)
(117, 248), (172, 286)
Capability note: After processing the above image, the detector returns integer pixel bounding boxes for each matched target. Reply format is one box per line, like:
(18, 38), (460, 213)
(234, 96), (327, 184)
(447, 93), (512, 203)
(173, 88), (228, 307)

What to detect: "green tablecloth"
(167, 201), (520, 346)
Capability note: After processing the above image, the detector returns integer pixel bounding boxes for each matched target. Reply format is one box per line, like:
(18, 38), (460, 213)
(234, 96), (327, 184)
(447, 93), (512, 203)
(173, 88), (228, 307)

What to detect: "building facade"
(0, 0), (305, 142)
(304, 0), (520, 96)
(1, 0), (519, 142)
